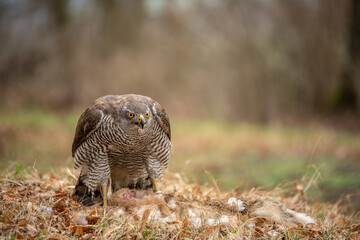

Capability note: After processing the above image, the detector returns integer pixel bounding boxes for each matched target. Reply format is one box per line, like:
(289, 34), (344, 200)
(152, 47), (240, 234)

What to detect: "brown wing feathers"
(72, 95), (171, 156)
(152, 101), (171, 141)
(71, 106), (103, 156)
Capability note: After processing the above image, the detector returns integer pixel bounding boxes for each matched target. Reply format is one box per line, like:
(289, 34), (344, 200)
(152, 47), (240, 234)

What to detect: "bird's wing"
(71, 104), (104, 157)
(150, 100), (171, 141)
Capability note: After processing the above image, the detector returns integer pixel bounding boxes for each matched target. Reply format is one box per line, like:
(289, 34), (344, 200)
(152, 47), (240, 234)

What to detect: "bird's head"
(121, 103), (152, 134)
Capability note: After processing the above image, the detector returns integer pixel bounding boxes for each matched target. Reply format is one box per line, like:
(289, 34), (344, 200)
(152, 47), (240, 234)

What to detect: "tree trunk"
(333, 0), (360, 111)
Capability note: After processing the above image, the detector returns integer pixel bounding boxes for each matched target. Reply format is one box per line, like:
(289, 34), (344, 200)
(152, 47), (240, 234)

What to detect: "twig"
(205, 170), (220, 194)
(1, 179), (24, 186)
(308, 135), (321, 162)
(304, 165), (321, 193)
(66, 168), (77, 181)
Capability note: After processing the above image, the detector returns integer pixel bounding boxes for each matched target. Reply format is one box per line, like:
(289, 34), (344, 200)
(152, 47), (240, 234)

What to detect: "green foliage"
(14, 163), (22, 178)
(1, 109), (359, 207)
(143, 229), (150, 237)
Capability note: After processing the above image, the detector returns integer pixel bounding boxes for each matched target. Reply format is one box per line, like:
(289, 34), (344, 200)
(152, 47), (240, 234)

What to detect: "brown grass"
(0, 166), (359, 239)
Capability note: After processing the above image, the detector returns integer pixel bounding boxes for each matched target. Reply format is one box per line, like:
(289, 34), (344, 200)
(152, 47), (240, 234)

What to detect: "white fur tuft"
(287, 209), (316, 225)
(227, 197), (246, 212)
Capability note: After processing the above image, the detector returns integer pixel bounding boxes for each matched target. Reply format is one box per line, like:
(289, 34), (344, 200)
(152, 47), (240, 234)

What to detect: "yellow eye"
(128, 112), (134, 118)
(145, 113), (149, 118)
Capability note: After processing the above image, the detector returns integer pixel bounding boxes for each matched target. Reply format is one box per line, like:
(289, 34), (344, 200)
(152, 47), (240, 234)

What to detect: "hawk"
(72, 94), (171, 206)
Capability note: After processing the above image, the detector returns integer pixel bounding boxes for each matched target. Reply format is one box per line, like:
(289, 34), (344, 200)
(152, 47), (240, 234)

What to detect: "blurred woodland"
(1, 0), (360, 123)
(1, 0), (360, 210)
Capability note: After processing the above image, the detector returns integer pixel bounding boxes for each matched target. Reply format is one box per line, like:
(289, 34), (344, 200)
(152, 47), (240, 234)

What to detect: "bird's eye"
(128, 112), (134, 118)
(145, 113), (149, 118)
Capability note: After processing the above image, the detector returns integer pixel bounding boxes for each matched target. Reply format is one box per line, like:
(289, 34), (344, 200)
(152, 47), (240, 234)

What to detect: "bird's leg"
(151, 178), (162, 194)
(101, 185), (107, 207)
(145, 157), (163, 194)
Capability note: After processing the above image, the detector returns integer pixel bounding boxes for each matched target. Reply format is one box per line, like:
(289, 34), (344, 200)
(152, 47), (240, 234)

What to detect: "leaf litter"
(0, 168), (359, 239)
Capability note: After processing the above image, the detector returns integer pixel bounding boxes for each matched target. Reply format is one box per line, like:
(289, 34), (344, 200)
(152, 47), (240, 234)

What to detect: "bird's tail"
(73, 177), (102, 206)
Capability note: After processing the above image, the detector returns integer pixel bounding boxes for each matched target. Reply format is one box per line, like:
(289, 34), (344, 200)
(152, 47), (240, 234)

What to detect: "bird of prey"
(72, 94), (171, 206)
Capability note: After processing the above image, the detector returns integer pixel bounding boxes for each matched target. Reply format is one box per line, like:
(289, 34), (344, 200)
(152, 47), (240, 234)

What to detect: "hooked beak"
(136, 115), (146, 131)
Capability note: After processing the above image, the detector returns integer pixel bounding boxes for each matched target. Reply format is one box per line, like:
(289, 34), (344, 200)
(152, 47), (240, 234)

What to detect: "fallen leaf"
(48, 171), (59, 180)
(254, 227), (264, 235)
(53, 199), (66, 212)
(335, 218), (349, 228)
(294, 183), (304, 194)
(204, 225), (219, 235)
(6, 186), (19, 194)
(182, 217), (190, 230)
(192, 186), (202, 196)
(74, 226), (84, 236)
(2, 224), (17, 230)
(255, 218), (266, 226)
(15, 231), (25, 240)
(55, 190), (68, 198)
(80, 233), (94, 240)
(139, 209), (150, 234)
(306, 223), (322, 235)
(17, 219), (27, 227)
(133, 215), (140, 221)
(2, 213), (14, 224)
(85, 215), (101, 225)
(352, 224), (360, 232)
(74, 226), (92, 237)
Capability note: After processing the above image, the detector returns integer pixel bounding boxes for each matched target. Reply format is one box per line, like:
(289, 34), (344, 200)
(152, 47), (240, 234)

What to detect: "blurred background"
(0, 0), (359, 210)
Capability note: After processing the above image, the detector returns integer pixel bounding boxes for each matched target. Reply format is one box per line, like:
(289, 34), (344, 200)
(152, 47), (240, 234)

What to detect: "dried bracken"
(0, 168), (359, 239)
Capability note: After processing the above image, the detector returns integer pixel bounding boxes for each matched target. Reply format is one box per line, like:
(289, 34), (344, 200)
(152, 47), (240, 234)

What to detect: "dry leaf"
(74, 226), (92, 236)
(182, 217), (190, 230)
(192, 186), (202, 196)
(139, 209), (150, 234)
(133, 214), (140, 221)
(255, 218), (266, 226)
(53, 199), (66, 212)
(336, 218), (350, 228)
(55, 190), (68, 198)
(17, 219), (27, 227)
(294, 183), (304, 194)
(80, 233), (94, 240)
(6, 186), (19, 194)
(204, 225), (219, 235)
(254, 227), (264, 235)
(349, 232), (359, 240)
(86, 215), (101, 225)
(74, 226), (84, 236)
(306, 223), (322, 235)
(2, 213), (14, 224)
(352, 224), (360, 232)
(15, 231), (25, 240)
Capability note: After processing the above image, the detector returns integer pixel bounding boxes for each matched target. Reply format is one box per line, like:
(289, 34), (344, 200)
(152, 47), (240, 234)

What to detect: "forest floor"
(0, 109), (359, 238)
(1, 109), (359, 207)
(0, 166), (359, 239)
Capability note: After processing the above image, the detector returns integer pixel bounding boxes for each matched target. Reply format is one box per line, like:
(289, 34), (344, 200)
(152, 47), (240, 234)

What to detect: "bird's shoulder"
(71, 96), (125, 156)
(149, 100), (171, 141)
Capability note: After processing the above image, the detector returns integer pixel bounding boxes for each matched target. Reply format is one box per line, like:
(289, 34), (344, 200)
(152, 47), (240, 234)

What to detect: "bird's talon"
(152, 178), (161, 193)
